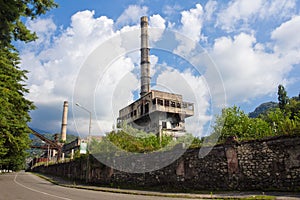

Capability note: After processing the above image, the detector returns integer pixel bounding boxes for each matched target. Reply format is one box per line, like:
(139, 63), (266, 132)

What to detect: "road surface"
(0, 171), (195, 200)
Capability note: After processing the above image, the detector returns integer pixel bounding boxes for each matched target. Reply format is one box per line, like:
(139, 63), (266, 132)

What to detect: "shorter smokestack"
(61, 101), (68, 142)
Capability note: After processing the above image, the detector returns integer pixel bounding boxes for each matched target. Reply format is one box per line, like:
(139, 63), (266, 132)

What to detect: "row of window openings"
(153, 99), (181, 108)
(130, 103), (149, 117)
(124, 98), (184, 119)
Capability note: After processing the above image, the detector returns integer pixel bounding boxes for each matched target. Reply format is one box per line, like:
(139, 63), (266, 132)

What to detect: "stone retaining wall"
(31, 135), (300, 191)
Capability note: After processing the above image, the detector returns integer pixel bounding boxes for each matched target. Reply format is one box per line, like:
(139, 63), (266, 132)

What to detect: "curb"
(33, 173), (276, 200)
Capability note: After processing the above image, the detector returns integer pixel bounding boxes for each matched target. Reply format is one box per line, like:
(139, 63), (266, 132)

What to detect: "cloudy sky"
(19, 0), (300, 138)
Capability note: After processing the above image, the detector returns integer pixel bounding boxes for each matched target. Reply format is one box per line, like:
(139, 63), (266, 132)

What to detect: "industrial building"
(117, 16), (194, 137)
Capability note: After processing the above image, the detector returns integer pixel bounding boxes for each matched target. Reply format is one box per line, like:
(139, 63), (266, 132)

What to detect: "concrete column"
(71, 149), (74, 160)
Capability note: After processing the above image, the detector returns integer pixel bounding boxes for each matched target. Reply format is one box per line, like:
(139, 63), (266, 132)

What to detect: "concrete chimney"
(140, 16), (150, 97)
(61, 101), (68, 142)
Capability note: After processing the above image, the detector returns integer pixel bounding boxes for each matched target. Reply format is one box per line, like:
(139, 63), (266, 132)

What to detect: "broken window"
(177, 102), (181, 108)
(165, 100), (170, 106)
(152, 98), (156, 105)
(162, 122), (167, 129)
(158, 99), (164, 106)
(145, 103), (149, 113)
(171, 101), (176, 107)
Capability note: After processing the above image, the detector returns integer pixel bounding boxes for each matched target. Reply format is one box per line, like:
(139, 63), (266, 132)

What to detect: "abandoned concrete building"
(117, 16), (194, 137)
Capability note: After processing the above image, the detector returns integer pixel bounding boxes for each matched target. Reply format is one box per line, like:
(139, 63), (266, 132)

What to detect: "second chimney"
(61, 101), (68, 142)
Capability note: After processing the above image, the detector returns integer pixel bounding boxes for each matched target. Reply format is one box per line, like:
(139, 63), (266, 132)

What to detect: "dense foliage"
(210, 90), (300, 143)
(0, 48), (34, 170)
(89, 124), (195, 154)
(0, 0), (57, 170)
(209, 106), (273, 142)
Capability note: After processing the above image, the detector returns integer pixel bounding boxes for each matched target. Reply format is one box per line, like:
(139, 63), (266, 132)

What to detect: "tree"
(88, 125), (196, 154)
(210, 106), (249, 141)
(0, 47), (35, 170)
(0, 0), (57, 48)
(0, 0), (57, 170)
(210, 106), (272, 143)
(285, 98), (300, 120)
(278, 84), (289, 110)
(261, 107), (300, 135)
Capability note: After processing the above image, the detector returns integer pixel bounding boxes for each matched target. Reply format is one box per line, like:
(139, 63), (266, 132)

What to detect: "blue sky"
(19, 0), (300, 137)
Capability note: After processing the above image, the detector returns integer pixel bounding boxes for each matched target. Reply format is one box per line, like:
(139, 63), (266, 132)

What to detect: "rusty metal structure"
(29, 101), (80, 165)
(29, 127), (63, 160)
(117, 16), (194, 137)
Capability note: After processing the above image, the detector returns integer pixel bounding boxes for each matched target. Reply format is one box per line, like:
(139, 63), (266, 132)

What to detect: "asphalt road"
(0, 172), (194, 200)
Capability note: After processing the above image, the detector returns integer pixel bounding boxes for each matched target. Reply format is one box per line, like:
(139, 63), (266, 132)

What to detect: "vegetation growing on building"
(89, 123), (195, 154)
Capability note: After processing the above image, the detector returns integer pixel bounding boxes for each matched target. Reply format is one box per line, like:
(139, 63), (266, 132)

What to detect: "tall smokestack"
(140, 16), (150, 97)
(61, 101), (68, 142)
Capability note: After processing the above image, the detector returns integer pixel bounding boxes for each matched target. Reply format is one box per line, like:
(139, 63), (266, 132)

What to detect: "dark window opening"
(171, 101), (176, 107)
(140, 105), (144, 115)
(152, 98), (156, 105)
(158, 99), (164, 106)
(162, 122), (167, 129)
(134, 110), (137, 116)
(145, 103), (149, 113)
(165, 100), (170, 107)
(177, 103), (181, 108)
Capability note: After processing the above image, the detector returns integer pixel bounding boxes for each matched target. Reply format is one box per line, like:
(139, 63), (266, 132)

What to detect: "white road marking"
(14, 172), (72, 200)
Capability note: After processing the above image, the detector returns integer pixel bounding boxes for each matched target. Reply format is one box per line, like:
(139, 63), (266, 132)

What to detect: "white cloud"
(150, 15), (165, 28)
(94, 56), (138, 132)
(22, 10), (115, 103)
(162, 4), (182, 17)
(149, 55), (159, 77)
(116, 5), (148, 26)
(216, 0), (296, 32)
(204, 0), (217, 21)
(271, 15), (300, 53)
(68, 10), (115, 45)
(259, 0), (296, 19)
(216, 0), (263, 32)
(174, 4), (204, 56)
(270, 15), (300, 89)
(179, 4), (204, 42)
(149, 14), (166, 42)
(26, 18), (57, 46)
(210, 32), (291, 102)
(21, 11), (131, 135)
